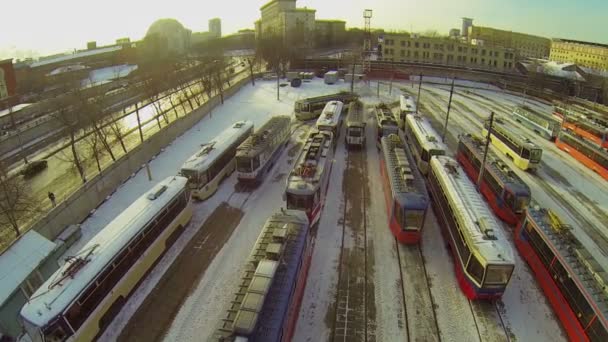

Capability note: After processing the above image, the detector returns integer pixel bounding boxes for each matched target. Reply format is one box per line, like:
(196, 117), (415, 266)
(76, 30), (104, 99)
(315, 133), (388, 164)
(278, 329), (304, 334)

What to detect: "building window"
(401, 41), (405, 47)
(481, 49), (486, 56)
(415, 42), (419, 48)
(400, 50), (405, 57)
(458, 46), (462, 52)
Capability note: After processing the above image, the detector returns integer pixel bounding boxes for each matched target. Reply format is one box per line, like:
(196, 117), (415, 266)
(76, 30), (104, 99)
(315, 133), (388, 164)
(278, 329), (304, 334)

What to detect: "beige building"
(381, 33), (516, 72)
(255, 0), (316, 47)
(467, 26), (550, 59)
(314, 20), (346, 47)
(550, 39), (608, 71)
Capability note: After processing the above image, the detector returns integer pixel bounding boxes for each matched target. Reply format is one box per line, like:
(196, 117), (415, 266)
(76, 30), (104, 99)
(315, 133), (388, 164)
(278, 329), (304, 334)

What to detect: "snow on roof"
(315, 101), (344, 129)
(400, 94), (417, 113)
(20, 176), (188, 326)
(0, 103), (33, 118)
(0, 230), (56, 305)
(487, 118), (542, 150)
(29, 46), (123, 68)
(381, 134), (428, 208)
(47, 64), (88, 76)
(430, 156), (514, 265)
(459, 135), (530, 193)
(295, 92), (357, 105)
(406, 114), (447, 152)
(236, 116), (291, 158)
(180, 121), (254, 173)
(376, 103), (398, 125)
(520, 60), (586, 81)
(81, 64), (138, 88)
(286, 129), (333, 195)
(345, 101), (365, 127)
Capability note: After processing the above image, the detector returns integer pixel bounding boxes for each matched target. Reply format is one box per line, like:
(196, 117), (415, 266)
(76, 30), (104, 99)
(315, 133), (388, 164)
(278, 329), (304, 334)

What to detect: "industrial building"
(550, 38), (608, 72)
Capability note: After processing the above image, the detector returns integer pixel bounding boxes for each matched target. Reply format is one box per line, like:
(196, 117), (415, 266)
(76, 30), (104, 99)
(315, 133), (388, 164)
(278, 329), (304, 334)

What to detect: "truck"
(324, 71), (338, 85)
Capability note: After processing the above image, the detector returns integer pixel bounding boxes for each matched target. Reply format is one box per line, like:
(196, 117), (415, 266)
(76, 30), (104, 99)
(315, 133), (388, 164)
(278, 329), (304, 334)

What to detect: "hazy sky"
(1, 0), (606, 59)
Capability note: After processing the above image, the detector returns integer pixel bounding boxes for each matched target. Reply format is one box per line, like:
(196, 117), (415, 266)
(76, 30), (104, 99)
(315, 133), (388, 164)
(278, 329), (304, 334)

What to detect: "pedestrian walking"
(48, 191), (56, 208)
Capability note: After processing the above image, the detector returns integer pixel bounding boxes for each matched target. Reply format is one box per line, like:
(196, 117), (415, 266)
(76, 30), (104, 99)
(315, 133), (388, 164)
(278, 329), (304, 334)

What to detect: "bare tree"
(77, 82), (116, 162)
(82, 126), (104, 173)
(257, 34), (292, 100)
(51, 92), (87, 183)
(102, 112), (128, 154)
(0, 162), (37, 237)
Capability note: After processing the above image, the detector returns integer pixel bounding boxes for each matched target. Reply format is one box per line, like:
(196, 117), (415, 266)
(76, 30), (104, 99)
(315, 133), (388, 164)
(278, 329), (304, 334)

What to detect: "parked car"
(20, 160), (48, 178)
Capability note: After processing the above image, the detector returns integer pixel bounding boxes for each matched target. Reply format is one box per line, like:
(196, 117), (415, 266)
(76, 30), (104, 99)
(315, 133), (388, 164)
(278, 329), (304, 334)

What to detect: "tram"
(397, 94), (417, 129)
(180, 121), (253, 200)
(562, 117), (608, 149)
(345, 100), (366, 148)
(456, 134), (531, 225)
(375, 103), (399, 147)
(516, 206), (608, 342)
(404, 114), (446, 175)
(20, 176), (193, 342)
(316, 100), (344, 138)
(512, 106), (560, 141)
(380, 134), (429, 244)
(294, 92), (358, 121)
(555, 130), (608, 180)
(236, 116), (291, 184)
(428, 156), (515, 299)
(285, 129), (334, 225)
(214, 209), (312, 342)
(482, 118), (542, 171)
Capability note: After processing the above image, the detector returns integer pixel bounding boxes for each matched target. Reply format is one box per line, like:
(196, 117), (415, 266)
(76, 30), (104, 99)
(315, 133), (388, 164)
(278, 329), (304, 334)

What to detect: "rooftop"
(553, 38), (608, 49)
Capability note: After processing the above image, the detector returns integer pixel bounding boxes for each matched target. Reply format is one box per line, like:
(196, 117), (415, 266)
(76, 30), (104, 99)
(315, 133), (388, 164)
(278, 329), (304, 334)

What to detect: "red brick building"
(0, 59), (17, 100)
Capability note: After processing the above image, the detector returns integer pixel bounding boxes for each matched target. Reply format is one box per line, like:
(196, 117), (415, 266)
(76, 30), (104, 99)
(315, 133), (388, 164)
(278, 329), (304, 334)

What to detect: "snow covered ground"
(46, 77), (586, 342)
(81, 64), (138, 88)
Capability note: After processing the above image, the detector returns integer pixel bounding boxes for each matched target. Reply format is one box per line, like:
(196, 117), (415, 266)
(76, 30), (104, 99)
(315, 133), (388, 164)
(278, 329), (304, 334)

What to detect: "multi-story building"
(468, 25), (551, 59)
(314, 19), (346, 47)
(0, 59), (17, 101)
(550, 38), (608, 71)
(255, 0), (316, 47)
(209, 18), (222, 38)
(381, 33), (516, 72)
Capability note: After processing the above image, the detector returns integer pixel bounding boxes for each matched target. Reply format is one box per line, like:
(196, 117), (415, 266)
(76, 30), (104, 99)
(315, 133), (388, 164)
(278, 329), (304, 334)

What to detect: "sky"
(1, 0), (606, 60)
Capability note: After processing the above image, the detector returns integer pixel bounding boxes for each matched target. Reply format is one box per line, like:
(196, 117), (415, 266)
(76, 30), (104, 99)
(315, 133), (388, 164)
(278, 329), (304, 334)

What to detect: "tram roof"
(21, 176), (188, 325)
(406, 114), (447, 152)
(430, 156), (514, 264)
(560, 130), (608, 157)
(236, 116), (291, 158)
(286, 129), (333, 195)
(346, 101), (365, 127)
(316, 101), (344, 128)
(181, 121), (253, 173)
(459, 135), (530, 193)
(295, 91), (357, 104)
(526, 206), (608, 323)
(488, 118), (542, 149)
(381, 134), (428, 206)
(214, 209), (309, 340)
(513, 106), (559, 125)
(400, 94), (417, 113)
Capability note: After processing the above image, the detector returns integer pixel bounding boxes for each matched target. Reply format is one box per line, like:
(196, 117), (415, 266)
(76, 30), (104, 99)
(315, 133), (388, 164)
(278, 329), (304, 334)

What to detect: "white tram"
(345, 100), (366, 147)
(236, 115), (292, 184)
(398, 94), (417, 129)
(20, 176), (193, 342)
(427, 156), (515, 300)
(316, 100), (344, 138)
(285, 129), (335, 226)
(180, 121), (253, 200)
(404, 114), (447, 175)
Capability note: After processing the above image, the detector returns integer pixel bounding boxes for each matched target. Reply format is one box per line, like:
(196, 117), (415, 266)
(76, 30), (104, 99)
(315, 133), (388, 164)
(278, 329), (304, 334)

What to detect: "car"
(20, 160), (48, 179)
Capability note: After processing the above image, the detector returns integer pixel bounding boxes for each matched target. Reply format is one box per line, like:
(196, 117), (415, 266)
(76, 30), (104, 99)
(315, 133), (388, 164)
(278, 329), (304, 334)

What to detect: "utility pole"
(477, 111), (495, 190)
(276, 65), (280, 101)
(350, 51), (357, 93)
(377, 81), (380, 98)
(416, 73), (423, 114)
(442, 78), (455, 142)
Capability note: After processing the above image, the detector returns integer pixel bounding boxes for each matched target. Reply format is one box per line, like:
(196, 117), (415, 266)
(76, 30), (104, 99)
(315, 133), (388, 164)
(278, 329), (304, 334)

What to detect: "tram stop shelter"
(0, 230), (58, 340)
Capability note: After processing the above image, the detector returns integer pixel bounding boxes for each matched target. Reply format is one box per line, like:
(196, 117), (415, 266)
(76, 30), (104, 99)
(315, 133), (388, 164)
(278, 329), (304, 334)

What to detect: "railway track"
(468, 299), (512, 342)
(330, 132), (375, 342)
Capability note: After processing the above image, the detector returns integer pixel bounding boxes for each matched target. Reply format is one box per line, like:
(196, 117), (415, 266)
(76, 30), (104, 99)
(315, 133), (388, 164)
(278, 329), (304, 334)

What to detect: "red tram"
(555, 131), (608, 181)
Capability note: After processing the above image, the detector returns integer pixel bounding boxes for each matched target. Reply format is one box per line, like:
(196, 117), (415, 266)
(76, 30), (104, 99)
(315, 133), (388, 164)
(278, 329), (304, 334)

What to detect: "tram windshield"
(515, 195), (530, 213)
(404, 210), (425, 231)
(295, 102), (309, 113)
(236, 157), (252, 173)
(529, 148), (543, 162)
(348, 127), (363, 137)
(484, 265), (514, 286)
(180, 169), (206, 187)
(286, 193), (314, 210)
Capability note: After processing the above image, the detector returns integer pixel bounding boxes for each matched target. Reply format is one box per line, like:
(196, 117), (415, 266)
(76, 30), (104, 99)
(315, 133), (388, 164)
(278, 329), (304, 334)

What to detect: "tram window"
(521, 148), (530, 159)
(525, 226), (554, 268)
(484, 265), (513, 286)
(404, 210), (425, 231)
(394, 202), (404, 226)
(485, 173), (501, 195)
(530, 149), (542, 162)
(466, 255), (484, 285)
(514, 195), (530, 213)
(236, 157), (252, 173)
(551, 261), (595, 328)
(348, 127), (363, 137)
(587, 317), (608, 342)
(420, 150), (430, 162)
(252, 156), (260, 171)
(430, 149), (445, 157)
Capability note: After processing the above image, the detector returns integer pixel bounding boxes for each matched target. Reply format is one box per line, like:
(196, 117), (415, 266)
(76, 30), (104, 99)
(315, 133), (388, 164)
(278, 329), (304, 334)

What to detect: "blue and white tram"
(380, 134), (429, 244)
(236, 116), (291, 184)
(20, 176), (193, 342)
(427, 156), (515, 300)
(285, 129), (334, 226)
(404, 114), (447, 175)
(397, 94), (417, 130)
(316, 100), (344, 138)
(214, 209), (312, 342)
(180, 121), (253, 200)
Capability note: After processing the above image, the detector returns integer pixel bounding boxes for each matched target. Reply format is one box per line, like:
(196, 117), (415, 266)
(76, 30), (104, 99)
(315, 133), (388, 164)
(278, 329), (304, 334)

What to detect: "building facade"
(256, 0), (316, 47)
(550, 39), (608, 72)
(468, 26), (551, 59)
(381, 33), (516, 72)
(0, 59), (17, 101)
(209, 18), (221, 38)
(314, 19), (346, 48)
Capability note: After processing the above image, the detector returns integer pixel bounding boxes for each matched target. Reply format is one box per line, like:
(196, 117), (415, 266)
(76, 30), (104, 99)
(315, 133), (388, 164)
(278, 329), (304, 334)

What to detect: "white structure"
(209, 18), (222, 38)
(255, 0), (316, 47)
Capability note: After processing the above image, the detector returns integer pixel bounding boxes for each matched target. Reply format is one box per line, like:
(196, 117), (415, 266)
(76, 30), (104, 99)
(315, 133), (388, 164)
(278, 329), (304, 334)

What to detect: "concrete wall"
(32, 75), (252, 241)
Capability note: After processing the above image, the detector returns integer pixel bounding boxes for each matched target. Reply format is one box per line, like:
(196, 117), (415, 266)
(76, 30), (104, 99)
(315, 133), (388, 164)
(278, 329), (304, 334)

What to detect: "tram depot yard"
(16, 75), (608, 342)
